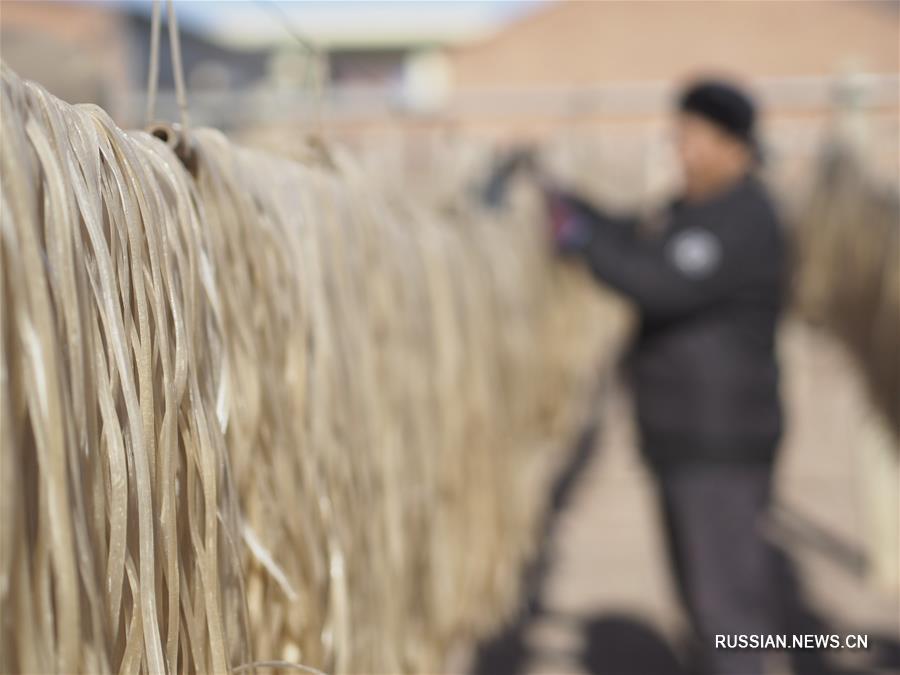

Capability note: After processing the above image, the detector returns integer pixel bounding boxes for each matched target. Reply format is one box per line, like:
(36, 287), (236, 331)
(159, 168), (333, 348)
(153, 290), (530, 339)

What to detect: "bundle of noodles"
(793, 142), (900, 438)
(194, 133), (625, 671)
(1, 65), (249, 673)
(1, 64), (626, 674)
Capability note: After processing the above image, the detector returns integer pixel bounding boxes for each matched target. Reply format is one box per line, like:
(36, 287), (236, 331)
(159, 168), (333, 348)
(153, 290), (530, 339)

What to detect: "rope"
(167, 0), (191, 134)
(145, 0), (161, 126)
(145, 0), (191, 134)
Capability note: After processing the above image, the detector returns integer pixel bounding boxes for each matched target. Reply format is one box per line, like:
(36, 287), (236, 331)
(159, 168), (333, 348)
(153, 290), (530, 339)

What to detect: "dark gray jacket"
(557, 175), (786, 468)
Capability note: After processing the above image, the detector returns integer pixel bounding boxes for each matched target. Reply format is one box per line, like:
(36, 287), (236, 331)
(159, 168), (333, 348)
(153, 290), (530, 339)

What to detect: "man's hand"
(542, 187), (597, 255)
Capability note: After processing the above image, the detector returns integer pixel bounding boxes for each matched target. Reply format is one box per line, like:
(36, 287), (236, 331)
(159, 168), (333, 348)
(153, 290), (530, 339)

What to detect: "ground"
(463, 322), (899, 675)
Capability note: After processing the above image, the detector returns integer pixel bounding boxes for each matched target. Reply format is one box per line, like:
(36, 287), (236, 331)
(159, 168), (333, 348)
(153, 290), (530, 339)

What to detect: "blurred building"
(447, 1), (899, 135)
(452, 1), (898, 87)
(0, 1), (133, 118)
(0, 1), (272, 127)
(0, 0), (456, 127)
(1, 0), (897, 170)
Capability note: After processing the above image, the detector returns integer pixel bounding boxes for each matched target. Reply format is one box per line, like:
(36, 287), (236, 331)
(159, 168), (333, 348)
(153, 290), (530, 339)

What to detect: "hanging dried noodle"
(0, 64), (627, 673)
(793, 143), (900, 439)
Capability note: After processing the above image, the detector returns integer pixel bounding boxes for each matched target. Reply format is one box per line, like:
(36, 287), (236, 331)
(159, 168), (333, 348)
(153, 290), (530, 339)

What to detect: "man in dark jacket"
(546, 80), (787, 674)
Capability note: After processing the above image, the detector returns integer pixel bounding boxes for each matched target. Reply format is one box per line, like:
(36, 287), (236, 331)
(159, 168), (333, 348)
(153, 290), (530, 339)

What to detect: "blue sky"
(115, 1), (544, 46)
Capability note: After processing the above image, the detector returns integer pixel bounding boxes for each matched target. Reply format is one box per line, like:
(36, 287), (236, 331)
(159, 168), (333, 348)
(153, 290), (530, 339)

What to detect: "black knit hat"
(679, 79), (757, 148)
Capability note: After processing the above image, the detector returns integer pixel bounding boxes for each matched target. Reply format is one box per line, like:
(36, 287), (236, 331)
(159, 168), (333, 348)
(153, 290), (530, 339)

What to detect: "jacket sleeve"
(560, 195), (775, 322)
(546, 189), (638, 251)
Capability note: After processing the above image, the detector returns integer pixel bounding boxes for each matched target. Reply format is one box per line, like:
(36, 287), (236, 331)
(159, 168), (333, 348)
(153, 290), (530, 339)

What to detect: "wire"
(167, 0), (191, 134)
(145, 0), (162, 125)
(145, 0), (191, 134)
(253, 0), (320, 57)
(252, 0), (328, 134)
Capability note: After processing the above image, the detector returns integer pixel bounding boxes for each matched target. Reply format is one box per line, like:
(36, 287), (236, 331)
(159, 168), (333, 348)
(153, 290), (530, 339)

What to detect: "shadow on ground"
(468, 420), (900, 675)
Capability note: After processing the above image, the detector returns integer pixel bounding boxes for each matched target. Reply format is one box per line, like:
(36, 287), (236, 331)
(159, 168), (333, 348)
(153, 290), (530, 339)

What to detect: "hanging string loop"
(145, 0), (196, 173)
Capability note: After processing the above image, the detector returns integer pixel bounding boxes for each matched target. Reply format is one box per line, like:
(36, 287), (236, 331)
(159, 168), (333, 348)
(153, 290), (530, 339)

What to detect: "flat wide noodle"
(0, 64), (627, 673)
